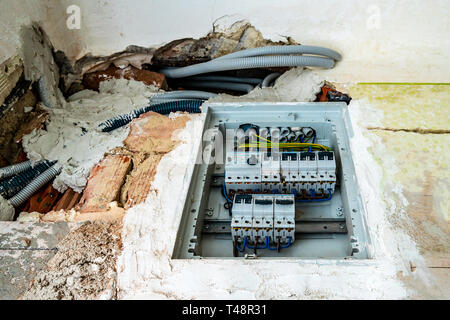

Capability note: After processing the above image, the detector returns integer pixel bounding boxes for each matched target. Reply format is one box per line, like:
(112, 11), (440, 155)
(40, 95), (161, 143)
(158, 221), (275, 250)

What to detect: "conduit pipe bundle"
(160, 45), (341, 79)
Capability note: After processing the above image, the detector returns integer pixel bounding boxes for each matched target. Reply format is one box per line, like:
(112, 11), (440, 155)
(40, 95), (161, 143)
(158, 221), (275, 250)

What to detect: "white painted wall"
(0, 0), (83, 63)
(2, 0), (449, 82)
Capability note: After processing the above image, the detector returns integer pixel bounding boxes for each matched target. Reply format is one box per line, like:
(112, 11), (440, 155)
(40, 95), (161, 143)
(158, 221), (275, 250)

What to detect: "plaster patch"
(22, 79), (161, 192)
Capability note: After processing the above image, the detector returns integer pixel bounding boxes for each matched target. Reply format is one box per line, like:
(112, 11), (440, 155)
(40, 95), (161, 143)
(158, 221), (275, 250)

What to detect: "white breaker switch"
(225, 151), (336, 195)
(231, 194), (295, 246)
(225, 151), (260, 192)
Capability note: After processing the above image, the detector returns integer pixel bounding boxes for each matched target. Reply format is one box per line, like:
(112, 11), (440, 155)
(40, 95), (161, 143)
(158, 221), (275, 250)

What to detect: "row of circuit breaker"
(225, 151), (336, 194)
(231, 194), (295, 245)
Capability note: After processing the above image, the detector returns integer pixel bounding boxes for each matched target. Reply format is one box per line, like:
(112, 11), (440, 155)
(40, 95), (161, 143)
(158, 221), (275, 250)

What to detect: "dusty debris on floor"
(21, 221), (122, 300)
(0, 221), (73, 300)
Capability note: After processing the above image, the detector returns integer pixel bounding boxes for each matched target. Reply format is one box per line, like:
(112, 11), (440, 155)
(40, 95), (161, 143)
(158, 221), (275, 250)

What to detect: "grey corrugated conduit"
(38, 77), (53, 108)
(160, 45), (341, 79)
(8, 163), (61, 207)
(0, 160), (33, 180)
(150, 90), (217, 101)
(215, 45), (342, 61)
(175, 81), (254, 93)
(262, 72), (281, 88)
(160, 55), (335, 78)
(186, 75), (263, 85)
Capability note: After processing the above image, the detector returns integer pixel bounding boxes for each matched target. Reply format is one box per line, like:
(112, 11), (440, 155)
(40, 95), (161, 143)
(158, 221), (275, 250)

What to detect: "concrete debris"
(18, 202), (125, 223)
(152, 21), (295, 67)
(21, 222), (122, 300)
(0, 195), (15, 221)
(22, 78), (160, 193)
(82, 65), (167, 91)
(209, 68), (324, 103)
(61, 46), (156, 94)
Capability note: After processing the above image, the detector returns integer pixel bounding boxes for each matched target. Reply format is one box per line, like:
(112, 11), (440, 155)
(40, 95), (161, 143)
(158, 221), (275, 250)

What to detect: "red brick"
(78, 155), (131, 212)
(82, 65), (167, 91)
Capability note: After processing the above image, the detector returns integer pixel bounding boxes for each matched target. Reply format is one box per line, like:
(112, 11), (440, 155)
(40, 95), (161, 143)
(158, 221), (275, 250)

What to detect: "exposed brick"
(23, 183), (61, 214)
(124, 111), (191, 154)
(52, 188), (82, 211)
(82, 65), (167, 91)
(78, 155), (131, 212)
(121, 154), (162, 209)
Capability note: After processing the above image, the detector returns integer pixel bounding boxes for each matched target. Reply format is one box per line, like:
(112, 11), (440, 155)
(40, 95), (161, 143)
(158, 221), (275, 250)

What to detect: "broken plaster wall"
(0, 0), (83, 65)
(22, 79), (161, 193)
(57, 0), (449, 82)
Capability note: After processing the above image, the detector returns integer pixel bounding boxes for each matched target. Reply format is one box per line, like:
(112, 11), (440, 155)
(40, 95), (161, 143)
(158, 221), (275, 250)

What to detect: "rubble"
(21, 222), (122, 300)
(152, 22), (294, 67)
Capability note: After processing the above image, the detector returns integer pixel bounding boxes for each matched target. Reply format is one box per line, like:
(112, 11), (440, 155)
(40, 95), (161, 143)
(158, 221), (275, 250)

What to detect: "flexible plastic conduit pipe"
(0, 160), (55, 199)
(38, 77), (54, 108)
(262, 72), (281, 88)
(0, 160), (33, 180)
(8, 164), (61, 207)
(160, 55), (335, 78)
(174, 81), (254, 93)
(150, 90), (217, 101)
(215, 45), (342, 61)
(100, 99), (203, 132)
(185, 75), (263, 85)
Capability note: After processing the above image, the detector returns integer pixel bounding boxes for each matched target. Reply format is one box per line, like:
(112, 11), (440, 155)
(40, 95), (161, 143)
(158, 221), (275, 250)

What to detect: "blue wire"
(236, 237), (247, 252)
(223, 182), (233, 203)
(267, 236), (278, 250)
(280, 237), (293, 249)
(246, 237), (269, 250)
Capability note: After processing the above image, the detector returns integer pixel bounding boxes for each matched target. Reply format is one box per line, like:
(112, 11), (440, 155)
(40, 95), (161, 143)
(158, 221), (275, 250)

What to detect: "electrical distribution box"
(173, 102), (371, 259)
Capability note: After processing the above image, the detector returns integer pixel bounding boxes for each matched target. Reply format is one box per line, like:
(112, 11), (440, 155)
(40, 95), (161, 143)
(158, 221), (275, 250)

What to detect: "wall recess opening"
(172, 102), (371, 259)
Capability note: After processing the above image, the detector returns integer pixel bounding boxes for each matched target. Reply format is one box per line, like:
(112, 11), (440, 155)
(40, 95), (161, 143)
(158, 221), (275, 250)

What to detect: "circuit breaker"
(231, 194), (295, 248)
(225, 151), (336, 195)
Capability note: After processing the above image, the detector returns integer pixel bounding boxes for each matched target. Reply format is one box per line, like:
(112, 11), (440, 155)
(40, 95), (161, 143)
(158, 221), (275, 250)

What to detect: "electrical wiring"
(238, 133), (330, 151)
(296, 189), (333, 202)
(238, 142), (330, 151)
(235, 237), (247, 252)
(246, 237), (269, 250)
(267, 236), (293, 250)
(222, 182), (233, 203)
